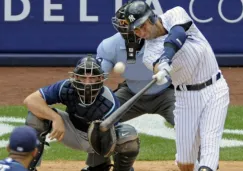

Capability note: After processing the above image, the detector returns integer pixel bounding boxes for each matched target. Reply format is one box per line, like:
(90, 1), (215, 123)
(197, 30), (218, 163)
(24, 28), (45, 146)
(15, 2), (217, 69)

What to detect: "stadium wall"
(0, 0), (242, 66)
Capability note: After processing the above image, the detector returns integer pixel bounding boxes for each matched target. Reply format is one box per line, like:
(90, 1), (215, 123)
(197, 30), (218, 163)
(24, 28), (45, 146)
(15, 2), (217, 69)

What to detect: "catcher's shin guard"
(25, 111), (52, 171)
(113, 124), (139, 171)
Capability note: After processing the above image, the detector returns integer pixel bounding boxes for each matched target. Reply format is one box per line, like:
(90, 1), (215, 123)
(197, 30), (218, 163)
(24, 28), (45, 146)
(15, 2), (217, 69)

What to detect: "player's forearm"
(23, 91), (59, 121)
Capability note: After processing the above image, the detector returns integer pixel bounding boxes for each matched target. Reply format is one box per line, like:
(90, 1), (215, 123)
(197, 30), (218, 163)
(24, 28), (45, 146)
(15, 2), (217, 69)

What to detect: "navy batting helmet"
(125, 0), (157, 31)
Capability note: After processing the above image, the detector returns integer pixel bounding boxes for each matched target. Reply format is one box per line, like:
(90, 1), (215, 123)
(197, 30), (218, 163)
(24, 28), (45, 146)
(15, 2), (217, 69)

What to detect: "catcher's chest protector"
(60, 81), (114, 132)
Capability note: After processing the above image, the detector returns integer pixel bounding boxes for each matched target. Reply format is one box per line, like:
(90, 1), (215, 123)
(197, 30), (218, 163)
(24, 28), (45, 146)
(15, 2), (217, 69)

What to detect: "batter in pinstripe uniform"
(124, 1), (229, 171)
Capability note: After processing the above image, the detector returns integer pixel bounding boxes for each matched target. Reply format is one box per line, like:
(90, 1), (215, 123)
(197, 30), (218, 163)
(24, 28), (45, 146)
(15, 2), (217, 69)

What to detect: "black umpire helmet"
(69, 56), (107, 106)
(111, 3), (129, 39)
(112, 1), (145, 63)
(124, 0), (157, 31)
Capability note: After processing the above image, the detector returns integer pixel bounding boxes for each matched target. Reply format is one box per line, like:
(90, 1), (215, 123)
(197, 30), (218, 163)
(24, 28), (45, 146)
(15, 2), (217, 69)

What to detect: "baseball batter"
(23, 56), (138, 171)
(124, 1), (229, 171)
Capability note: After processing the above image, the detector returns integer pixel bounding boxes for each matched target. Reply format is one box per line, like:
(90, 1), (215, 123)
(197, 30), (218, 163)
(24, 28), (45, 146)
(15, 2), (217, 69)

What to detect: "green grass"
(0, 149), (8, 158)
(137, 134), (176, 160)
(43, 143), (87, 160)
(225, 106), (243, 129)
(0, 106), (27, 117)
(0, 105), (243, 161)
(220, 147), (243, 161)
(1, 133), (11, 139)
(0, 105), (66, 117)
(222, 133), (243, 141)
(33, 134), (177, 161)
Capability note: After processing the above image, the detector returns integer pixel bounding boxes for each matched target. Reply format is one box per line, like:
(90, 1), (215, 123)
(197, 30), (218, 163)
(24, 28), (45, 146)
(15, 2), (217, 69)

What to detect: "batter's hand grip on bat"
(99, 79), (157, 132)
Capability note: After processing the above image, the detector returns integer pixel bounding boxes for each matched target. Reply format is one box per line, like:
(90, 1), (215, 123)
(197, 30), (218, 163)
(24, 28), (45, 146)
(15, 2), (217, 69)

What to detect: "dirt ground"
(1, 67), (243, 170)
(0, 67), (243, 106)
(37, 161), (243, 171)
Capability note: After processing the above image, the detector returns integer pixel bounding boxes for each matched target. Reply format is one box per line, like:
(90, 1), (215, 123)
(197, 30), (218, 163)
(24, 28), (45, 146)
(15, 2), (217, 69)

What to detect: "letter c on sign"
(218, 0), (243, 23)
(189, 0), (213, 23)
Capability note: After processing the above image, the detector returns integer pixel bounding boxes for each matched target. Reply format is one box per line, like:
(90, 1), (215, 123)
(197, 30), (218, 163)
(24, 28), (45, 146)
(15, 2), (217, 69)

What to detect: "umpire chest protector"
(60, 81), (114, 132)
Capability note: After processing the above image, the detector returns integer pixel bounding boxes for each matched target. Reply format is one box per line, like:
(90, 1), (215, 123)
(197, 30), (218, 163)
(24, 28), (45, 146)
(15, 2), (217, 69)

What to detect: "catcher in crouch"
(23, 56), (139, 171)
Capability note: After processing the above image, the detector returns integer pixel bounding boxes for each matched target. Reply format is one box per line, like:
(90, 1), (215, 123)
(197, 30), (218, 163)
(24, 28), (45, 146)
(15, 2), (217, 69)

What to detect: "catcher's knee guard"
(113, 124), (139, 171)
(198, 166), (213, 171)
(25, 110), (52, 171)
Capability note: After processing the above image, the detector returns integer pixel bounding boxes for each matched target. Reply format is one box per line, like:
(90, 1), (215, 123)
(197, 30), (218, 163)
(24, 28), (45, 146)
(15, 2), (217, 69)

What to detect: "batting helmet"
(69, 56), (107, 106)
(124, 0), (157, 31)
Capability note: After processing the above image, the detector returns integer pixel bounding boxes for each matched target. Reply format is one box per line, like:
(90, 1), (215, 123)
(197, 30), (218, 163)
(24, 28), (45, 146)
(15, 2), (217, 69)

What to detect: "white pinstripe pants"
(174, 77), (229, 171)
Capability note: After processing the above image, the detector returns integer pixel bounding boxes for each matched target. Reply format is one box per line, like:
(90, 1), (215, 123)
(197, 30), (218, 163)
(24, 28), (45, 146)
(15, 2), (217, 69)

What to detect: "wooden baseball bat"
(99, 79), (157, 132)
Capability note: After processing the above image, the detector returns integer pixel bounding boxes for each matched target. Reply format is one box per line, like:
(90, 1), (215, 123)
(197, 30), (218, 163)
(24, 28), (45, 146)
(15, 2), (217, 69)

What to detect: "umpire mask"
(69, 57), (107, 106)
(112, 3), (145, 64)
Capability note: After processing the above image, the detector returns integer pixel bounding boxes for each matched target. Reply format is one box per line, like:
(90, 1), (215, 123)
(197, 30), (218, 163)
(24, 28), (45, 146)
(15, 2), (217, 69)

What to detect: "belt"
(176, 72), (221, 91)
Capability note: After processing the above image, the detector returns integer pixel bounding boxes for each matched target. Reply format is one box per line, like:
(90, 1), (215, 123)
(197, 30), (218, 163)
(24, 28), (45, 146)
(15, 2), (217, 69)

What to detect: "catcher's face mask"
(112, 4), (145, 64)
(69, 57), (107, 106)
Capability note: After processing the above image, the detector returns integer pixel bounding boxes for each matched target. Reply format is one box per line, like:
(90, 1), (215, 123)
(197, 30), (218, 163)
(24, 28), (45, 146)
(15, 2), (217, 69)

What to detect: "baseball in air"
(114, 62), (126, 74)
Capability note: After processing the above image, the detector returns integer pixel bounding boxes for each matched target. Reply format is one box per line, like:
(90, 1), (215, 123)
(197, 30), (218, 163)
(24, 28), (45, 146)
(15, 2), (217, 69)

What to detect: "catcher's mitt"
(88, 120), (117, 157)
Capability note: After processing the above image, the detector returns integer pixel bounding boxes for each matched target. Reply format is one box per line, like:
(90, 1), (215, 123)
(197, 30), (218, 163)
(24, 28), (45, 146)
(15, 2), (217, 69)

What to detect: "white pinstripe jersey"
(143, 6), (219, 87)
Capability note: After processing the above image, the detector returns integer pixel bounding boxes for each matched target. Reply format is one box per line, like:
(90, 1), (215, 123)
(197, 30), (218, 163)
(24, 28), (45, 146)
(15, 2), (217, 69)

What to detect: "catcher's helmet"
(125, 0), (157, 31)
(69, 56), (107, 106)
(112, 2), (145, 63)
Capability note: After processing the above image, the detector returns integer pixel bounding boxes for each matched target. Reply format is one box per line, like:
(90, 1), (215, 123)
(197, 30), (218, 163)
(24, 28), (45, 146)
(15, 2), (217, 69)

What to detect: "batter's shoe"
(198, 166), (213, 171)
